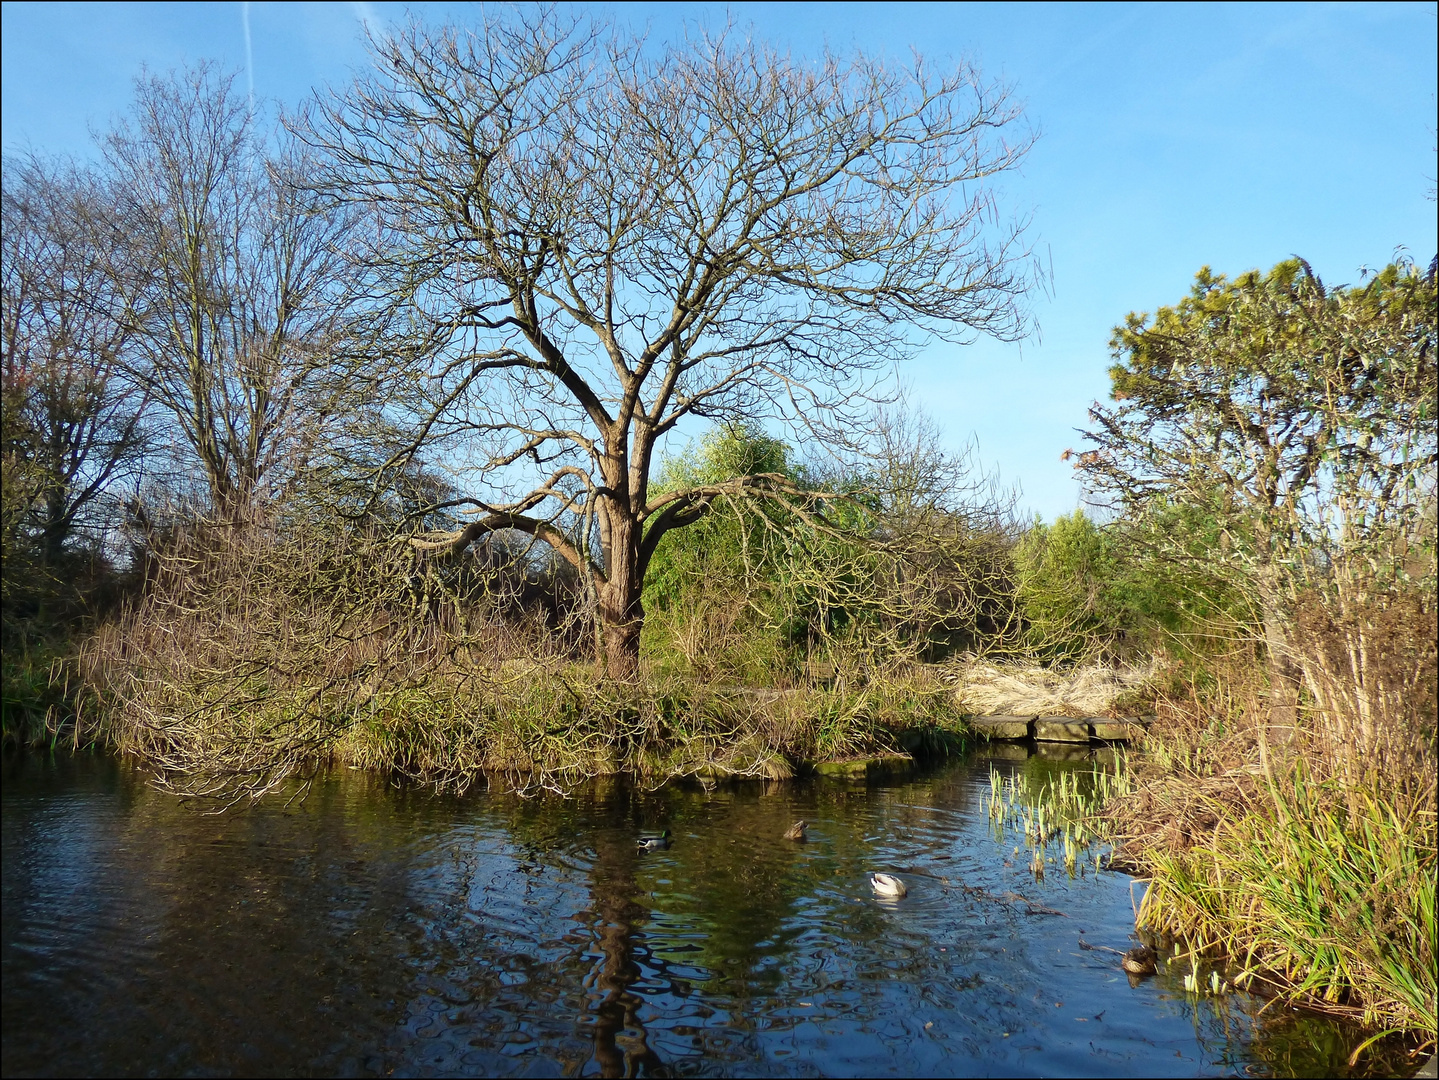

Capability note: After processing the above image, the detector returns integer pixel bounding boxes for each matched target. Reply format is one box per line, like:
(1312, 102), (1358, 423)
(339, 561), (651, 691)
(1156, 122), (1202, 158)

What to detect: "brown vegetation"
(1100, 601), (1437, 1039)
(77, 514), (963, 799)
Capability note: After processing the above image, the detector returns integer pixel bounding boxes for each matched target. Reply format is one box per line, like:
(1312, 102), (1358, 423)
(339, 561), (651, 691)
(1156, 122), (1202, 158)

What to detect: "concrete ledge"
(1033, 718), (1090, 743)
(1091, 719), (1148, 741)
(964, 712), (1155, 744)
(814, 754), (914, 779)
(970, 715), (1033, 739)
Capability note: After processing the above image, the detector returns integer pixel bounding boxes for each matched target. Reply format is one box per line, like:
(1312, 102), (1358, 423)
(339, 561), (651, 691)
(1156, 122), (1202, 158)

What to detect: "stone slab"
(1033, 718), (1090, 743)
(969, 715), (1033, 739)
(1091, 719), (1147, 741)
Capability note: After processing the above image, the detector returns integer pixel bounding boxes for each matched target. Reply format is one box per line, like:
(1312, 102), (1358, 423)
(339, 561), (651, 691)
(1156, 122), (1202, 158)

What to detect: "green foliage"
(1012, 511), (1125, 659)
(641, 424), (799, 680)
(2, 411), (123, 745)
(1082, 256), (1436, 586)
(1075, 257), (1437, 1041)
(1011, 506), (1256, 663)
(643, 420), (1024, 676)
(642, 422), (907, 674)
(644, 423), (795, 616)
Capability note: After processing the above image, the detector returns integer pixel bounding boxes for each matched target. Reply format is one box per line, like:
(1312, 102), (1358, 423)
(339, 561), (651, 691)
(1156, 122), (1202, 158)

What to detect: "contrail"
(241, 1), (255, 105)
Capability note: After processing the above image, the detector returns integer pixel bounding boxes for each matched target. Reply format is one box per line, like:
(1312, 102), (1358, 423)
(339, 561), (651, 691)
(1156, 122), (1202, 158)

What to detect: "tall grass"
(1, 645), (83, 748)
(1136, 763), (1436, 1037)
(1105, 636), (1438, 1044)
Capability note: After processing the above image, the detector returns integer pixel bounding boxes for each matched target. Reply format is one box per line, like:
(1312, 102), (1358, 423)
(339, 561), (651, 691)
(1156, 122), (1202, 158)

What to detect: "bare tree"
(304, 11), (1040, 678)
(1, 154), (148, 564)
(102, 64), (369, 520)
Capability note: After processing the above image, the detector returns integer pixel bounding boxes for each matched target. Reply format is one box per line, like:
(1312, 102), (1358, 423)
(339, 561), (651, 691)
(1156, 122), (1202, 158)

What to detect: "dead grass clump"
(1102, 651), (1270, 862)
(81, 517), (588, 796)
(1292, 584), (1438, 794)
(950, 656), (1157, 717)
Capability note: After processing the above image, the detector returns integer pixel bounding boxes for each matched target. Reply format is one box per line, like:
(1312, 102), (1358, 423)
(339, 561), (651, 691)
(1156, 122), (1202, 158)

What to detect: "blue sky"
(3, 1), (1435, 520)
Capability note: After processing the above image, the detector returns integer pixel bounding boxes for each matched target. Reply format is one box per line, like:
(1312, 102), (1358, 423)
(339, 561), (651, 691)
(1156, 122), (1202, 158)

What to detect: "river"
(0, 748), (1398, 1076)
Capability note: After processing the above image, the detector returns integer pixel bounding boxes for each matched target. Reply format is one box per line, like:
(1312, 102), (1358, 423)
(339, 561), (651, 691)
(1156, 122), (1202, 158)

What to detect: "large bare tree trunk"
(325, 12), (1037, 687)
(599, 511), (644, 680)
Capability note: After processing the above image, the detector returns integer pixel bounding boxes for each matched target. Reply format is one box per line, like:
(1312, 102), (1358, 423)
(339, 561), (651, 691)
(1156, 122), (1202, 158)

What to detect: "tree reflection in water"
(587, 823), (665, 1077)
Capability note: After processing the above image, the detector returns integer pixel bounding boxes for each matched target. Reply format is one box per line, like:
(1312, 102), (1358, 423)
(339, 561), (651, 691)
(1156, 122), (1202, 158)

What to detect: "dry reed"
(1105, 628), (1437, 1043)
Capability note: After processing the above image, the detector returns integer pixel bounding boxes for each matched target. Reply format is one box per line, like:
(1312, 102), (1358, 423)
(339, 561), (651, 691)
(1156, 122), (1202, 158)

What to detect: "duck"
(783, 820), (808, 841)
(637, 830), (670, 851)
(1121, 945), (1157, 975)
(869, 872), (908, 898)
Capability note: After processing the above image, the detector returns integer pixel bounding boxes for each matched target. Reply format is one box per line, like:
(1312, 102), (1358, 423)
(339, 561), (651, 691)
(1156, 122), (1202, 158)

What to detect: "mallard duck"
(869, 872), (908, 898)
(1121, 945), (1157, 975)
(783, 820), (808, 841)
(637, 830), (670, 851)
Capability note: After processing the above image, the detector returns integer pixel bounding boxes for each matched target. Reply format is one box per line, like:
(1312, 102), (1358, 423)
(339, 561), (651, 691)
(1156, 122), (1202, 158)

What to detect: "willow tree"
(305, 11), (1038, 678)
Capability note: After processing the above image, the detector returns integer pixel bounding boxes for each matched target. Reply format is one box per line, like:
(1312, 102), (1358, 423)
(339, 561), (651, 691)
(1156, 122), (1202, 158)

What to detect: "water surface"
(0, 749), (1399, 1076)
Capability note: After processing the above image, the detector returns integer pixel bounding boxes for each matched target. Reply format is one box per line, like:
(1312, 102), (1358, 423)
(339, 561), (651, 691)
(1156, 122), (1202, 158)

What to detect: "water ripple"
(1, 751), (1398, 1078)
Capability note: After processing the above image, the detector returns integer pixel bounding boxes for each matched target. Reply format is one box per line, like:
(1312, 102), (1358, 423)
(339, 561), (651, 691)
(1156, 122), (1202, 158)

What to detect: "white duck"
(869, 872), (908, 898)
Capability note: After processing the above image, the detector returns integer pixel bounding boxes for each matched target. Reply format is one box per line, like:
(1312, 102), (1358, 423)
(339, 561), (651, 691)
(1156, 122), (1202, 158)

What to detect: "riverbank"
(33, 646), (979, 795)
(17, 648), (1157, 793)
(1096, 680), (1437, 1056)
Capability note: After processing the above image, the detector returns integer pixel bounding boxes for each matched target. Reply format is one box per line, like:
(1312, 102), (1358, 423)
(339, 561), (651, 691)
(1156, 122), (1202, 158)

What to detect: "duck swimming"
(637, 830), (670, 851)
(783, 820), (808, 841)
(1122, 945), (1157, 975)
(869, 872), (908, 898)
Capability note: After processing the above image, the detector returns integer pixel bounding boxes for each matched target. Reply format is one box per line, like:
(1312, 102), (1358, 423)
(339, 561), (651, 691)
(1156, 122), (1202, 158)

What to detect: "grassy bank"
(1, 645), (76, 748)
(80, 590), (970, 797)
(1134, 764), (1435, 1038)
(1094, 654), (1438, 1053)
(332, 674), (965, 791)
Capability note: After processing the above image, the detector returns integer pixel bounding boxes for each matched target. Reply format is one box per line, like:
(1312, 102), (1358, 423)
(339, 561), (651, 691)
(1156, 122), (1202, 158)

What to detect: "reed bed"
(1134, 764), (1436, 1039)
(986, 757), (1136, 878)
(1102, 639), (1438, 1047)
